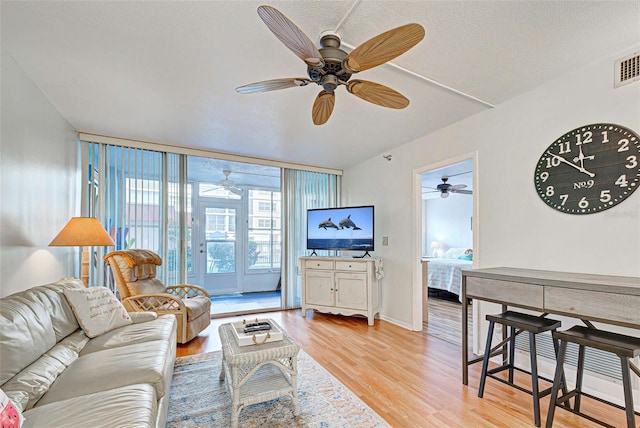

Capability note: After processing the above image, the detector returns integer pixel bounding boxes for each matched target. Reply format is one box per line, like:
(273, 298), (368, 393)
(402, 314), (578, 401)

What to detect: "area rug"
(166, 349), (390, 427)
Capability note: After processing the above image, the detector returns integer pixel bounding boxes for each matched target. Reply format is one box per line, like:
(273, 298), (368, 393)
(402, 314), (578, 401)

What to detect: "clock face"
(534, 123), (640, 214)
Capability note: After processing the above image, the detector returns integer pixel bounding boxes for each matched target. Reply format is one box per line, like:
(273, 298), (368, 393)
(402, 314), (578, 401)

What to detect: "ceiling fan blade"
(444, 170), (472, 179)
(450, 189), (473, 195)
(450, 184), (468, 190)
(257, 5), (324, 67)
(236, 78), (311, 94)
(312, 91), (335, 125)
(343, 23), (425, 73)
(228, 186), (243, 195)
(346, 80), (409, 109)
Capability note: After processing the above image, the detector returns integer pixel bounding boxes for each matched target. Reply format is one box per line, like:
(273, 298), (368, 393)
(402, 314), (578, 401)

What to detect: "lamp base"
(81, 247), (89, 287)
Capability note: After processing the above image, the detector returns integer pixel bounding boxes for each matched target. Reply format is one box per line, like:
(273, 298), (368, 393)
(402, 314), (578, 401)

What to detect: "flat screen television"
(307, 205), (374, 256)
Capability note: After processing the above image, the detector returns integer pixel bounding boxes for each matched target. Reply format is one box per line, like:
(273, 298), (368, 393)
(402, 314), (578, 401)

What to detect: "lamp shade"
(49, 217), (115, 247)
(430, 241), (440, 249)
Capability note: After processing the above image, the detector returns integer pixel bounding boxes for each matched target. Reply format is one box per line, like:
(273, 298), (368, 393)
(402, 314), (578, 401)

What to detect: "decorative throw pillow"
(442, 247), (467, 259)
(456, 249), (473, 261)
(0, 388), (24, 428)
(63, 287), (132, 338)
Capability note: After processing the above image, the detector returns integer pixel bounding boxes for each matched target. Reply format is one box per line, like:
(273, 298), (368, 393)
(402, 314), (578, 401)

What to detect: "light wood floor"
(424, 296), (470, 347)
(178, 310), (637, 428)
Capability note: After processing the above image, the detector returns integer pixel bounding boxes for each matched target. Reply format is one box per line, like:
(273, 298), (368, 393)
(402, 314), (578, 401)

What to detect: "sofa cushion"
(80, 315), (175, 355)
(63, 287), (132, 338)
(37, 339), (172, 405)
(22, 384), (157, 428)
(0, 292), (56, 385)
(28, 279), (83, 341)
(1, 353), (68, 410)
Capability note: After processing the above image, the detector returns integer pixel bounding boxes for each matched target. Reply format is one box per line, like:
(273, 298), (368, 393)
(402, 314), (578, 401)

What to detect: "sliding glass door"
(82, 138), (341, 313)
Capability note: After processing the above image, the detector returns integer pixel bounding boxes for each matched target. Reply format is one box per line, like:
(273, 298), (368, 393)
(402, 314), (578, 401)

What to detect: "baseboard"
(379, 314), (414, 331)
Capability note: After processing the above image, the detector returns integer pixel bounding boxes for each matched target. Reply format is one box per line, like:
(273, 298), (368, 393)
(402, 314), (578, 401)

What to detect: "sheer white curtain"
(281, 169), (341, 309)
(83, 141), (186, 290)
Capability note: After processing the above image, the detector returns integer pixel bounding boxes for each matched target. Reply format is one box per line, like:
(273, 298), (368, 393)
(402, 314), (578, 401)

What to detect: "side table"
(218, 321), (300, 427)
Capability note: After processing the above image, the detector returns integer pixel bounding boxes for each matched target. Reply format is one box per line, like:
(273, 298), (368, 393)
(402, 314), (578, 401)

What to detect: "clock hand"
(546, 152), (595, 178)
(575, 145), (586, 170)
(573, 145), (595, 168)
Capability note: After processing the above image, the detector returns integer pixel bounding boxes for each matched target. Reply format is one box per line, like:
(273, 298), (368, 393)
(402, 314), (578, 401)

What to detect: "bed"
(425, 248), (473, 302)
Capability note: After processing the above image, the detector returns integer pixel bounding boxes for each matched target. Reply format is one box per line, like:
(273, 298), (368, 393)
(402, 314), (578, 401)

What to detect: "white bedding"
(427, 258), (472, 301)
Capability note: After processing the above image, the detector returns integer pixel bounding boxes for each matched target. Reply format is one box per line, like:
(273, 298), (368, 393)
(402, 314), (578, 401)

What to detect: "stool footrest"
(556, 389), (640, 418)
(486, 365), (555, 398)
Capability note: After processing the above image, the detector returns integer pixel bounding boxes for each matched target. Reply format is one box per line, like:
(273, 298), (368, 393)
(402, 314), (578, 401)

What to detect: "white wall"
(424, 196), (473, 255)
(0, 49), (79, 297)
(343, 46), (640, 328)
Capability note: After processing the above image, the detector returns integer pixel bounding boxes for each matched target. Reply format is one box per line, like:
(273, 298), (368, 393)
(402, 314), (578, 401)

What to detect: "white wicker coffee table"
(218, 320), (300, 428)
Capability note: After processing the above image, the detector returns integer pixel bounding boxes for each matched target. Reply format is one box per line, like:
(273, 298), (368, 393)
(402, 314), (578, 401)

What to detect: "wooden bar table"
(461, 267), (640, 385)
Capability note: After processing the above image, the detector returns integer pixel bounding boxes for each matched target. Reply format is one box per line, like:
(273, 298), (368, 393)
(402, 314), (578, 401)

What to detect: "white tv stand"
(299, 256), (381, 326)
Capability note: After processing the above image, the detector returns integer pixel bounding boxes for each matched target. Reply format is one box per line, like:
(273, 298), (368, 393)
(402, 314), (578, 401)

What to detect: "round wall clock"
(534, 123), (640, 214)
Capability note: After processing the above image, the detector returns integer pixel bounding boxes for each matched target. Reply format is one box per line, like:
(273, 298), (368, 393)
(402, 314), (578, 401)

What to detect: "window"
(257, 219), (272, 228)
(258, 201), (272, 212)
(248, 190), (281, 270)
(84, 143), (186, 288)
(205, 208), (236, 238)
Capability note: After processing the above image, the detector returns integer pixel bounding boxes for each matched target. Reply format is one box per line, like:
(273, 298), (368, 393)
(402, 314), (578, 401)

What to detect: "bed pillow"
(458, 251), (473, 261)
(442, 248), (467, 259)
(0, 388), (24, 428)
(63, 287), (132, 338)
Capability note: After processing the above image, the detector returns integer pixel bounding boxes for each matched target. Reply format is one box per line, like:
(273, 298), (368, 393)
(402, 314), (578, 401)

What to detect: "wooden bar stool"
(546, 325), (640, 428)
(478, 311), (564, 427)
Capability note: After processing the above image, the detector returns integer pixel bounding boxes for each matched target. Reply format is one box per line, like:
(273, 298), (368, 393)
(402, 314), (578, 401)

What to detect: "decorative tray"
(230, 318), (283, 347)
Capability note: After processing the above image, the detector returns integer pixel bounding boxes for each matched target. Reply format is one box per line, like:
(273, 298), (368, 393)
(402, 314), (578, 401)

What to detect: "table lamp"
(430, 241), (440, 257)
(49, 217), (115, 286)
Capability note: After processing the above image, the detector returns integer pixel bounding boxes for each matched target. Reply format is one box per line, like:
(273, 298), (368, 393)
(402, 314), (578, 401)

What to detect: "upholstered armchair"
(104, 249), (211, 344)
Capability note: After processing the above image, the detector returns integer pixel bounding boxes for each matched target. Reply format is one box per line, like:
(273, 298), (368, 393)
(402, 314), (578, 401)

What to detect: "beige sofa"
(0, 278), (177, 427)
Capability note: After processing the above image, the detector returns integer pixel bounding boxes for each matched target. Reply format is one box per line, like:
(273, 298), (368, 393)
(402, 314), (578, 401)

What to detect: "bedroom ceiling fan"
(235, 5), (425, 125)
(424, 177), (473, 198)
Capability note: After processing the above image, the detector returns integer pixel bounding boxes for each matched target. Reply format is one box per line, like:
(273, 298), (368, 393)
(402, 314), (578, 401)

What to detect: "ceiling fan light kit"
(236, 5), (425, 125)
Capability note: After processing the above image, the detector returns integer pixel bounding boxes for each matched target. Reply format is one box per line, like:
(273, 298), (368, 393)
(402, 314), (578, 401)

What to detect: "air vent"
(614, 53), (639, 88)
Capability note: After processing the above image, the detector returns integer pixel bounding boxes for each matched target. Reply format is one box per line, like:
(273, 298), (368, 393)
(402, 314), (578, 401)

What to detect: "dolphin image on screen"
(318, 218), (339, 230)
(339, 215), (362, 230)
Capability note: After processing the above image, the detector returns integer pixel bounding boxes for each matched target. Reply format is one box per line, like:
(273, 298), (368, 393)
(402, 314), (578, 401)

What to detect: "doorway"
(187, 156), (282, 315)
(196, 200), (242, 294)
(417, 156), (477, 348)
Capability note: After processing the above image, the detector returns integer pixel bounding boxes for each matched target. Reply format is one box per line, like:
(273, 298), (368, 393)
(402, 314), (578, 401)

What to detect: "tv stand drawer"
(305, 260), (334, 270)
(335, 261), (367, 272)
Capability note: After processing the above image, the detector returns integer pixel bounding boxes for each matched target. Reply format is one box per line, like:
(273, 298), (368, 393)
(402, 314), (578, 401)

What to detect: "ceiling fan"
(235, 5), (425, 125)
(424, 177), (473, 198)
(219, 170), (243, 195)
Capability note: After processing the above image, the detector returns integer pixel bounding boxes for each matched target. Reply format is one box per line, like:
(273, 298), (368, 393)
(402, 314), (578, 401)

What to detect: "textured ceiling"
(2, 1), (639, 171)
